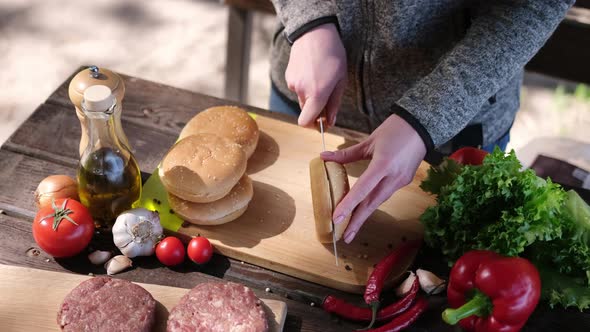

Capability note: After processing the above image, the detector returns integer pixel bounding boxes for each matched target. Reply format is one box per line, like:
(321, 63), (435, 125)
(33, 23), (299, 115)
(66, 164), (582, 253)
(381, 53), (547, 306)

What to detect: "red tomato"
(32, 198), (94, 258)
(187, 236), (213, 264)
(449, 147), (488, 166)
(156, 237), (186, 266)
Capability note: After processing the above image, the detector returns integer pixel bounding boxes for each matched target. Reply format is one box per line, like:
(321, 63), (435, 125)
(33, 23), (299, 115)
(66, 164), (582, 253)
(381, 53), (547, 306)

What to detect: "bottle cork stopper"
(83, 85), (115, 112)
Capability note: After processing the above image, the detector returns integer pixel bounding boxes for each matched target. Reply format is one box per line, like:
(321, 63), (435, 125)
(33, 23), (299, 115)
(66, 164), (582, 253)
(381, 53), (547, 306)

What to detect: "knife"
(318, 114), (339, 267)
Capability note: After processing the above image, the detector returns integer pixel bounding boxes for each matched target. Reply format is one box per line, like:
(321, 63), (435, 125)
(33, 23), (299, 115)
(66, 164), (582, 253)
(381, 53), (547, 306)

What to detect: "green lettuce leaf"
(537, 263), (590, 311)
(420, 148), (590, 309)
(421, 149), (565, 260)
(419, 158), (463, 195)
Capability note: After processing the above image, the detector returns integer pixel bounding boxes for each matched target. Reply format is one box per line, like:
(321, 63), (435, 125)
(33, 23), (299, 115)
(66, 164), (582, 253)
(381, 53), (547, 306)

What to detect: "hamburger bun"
(179, 106), (259, 159)
(168, 175), (253, 225)
(309, 157), (351, 243)
(159, 134), (247, 203)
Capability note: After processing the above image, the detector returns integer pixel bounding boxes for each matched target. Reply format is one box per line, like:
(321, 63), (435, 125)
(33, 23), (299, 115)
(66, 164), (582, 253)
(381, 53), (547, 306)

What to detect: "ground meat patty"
(167, 282), (268, 332)
(57, 276), (156, 332)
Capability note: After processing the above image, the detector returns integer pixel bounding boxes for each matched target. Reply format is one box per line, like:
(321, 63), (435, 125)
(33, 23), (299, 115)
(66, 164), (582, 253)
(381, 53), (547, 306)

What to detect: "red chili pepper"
(442, 250), (541, 332)
(323, 276), (419, 322)
(449, 147), (488, 166)
(364, 240), (422, 328)
(365, 296), (428, 332)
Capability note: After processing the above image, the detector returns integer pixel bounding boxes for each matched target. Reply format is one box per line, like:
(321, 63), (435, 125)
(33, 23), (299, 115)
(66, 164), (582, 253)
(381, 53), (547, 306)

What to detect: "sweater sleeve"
(270, 0), (339, 42)
(396, 0), (574, 147)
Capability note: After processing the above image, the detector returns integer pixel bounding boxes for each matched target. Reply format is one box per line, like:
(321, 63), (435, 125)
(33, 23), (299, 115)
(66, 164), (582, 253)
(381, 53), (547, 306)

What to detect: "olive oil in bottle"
(77, 85), (141, 228)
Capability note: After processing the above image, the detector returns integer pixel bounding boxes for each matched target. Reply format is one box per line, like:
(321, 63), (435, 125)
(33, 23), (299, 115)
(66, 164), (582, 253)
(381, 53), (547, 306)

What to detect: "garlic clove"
(104, 255), (133, 275)
(395, 271), (417, 297)
(416, 269), (446, 295)
(88, 250), (112, 265)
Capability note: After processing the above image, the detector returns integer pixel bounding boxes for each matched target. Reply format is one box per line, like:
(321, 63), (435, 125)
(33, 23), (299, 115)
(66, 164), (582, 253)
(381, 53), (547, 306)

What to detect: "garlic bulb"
(113, 208), (163, 258)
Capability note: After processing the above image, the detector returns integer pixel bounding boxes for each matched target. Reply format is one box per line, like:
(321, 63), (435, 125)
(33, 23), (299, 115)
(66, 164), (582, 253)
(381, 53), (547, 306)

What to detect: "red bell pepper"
(449, 147), (488, 166)
(442, 250), (541, 332)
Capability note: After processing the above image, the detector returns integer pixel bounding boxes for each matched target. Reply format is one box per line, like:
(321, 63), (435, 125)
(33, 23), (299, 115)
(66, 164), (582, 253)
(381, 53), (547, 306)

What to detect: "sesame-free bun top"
(168, 175), (253, 226)
(179, 106), (259, 158)
(159, 134), (247, 203)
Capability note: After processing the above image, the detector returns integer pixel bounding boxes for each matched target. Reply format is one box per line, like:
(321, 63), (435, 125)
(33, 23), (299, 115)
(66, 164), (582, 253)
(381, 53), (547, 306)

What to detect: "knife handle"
(315, 110), (328, 132)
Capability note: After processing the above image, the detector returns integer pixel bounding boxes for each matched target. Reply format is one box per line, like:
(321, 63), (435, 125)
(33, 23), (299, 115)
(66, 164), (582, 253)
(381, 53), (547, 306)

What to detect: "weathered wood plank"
(0, 213), (357, 332)
(5, 102), (177, 173)
(0, 150), (75, 219)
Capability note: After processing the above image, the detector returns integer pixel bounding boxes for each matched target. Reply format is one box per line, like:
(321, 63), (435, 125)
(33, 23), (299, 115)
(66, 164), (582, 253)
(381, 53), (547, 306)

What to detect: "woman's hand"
(321, 114), (427, 244)
(286, 23), (347, 127)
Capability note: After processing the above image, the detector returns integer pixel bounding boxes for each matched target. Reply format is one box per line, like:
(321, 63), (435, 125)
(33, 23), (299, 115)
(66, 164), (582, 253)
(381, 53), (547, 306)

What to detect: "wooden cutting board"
(142, 114), (435, 294)
(0, 265), (287, 332)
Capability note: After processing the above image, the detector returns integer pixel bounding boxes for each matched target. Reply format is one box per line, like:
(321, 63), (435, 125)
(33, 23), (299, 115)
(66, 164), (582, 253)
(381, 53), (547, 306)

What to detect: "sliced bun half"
(309, 157), (351, 243)
(168, 175), (253, 225)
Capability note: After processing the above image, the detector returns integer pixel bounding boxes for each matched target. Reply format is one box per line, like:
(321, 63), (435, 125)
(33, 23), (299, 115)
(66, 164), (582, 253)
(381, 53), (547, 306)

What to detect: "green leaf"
(419, 159), (463, 195)
(537, 264), (590, 311)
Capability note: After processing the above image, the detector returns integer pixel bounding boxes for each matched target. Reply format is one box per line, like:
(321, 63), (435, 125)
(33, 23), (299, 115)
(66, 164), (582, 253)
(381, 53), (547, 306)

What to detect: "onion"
(34, 175), (79, 208)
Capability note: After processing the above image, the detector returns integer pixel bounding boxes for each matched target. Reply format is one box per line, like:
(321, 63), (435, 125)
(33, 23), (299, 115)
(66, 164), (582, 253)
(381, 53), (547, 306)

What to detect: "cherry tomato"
(32, 198), (94, 258)
(449, 147), (488, 166)
(156, 236), (186, 266)
(187, 236), (213, 264)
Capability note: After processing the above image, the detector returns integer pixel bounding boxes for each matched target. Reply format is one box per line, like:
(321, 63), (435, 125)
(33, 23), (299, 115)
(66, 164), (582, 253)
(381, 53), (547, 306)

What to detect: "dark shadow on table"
(247, 131), (280, 175)
(179, 181), (295, 249)
(284, 314), (303, 332)
(153, 300), (170, 332)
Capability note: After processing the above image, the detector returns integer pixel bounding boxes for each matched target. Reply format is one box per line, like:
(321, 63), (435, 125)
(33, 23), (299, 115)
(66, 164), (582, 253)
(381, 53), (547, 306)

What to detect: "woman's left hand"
(321, 114), (427, 244)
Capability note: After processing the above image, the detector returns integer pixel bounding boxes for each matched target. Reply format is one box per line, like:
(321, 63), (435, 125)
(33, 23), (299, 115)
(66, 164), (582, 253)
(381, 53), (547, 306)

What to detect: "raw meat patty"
(57, 276), (156, 332)
(167, 282), (268, 332)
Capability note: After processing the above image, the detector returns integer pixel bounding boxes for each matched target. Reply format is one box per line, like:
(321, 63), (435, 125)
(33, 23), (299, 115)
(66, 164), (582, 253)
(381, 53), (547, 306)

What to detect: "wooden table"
(1, 68), (588, 332)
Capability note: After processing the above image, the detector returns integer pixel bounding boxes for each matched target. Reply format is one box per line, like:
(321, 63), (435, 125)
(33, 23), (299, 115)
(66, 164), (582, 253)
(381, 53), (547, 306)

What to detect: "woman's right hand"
(285, 23), (347, 128)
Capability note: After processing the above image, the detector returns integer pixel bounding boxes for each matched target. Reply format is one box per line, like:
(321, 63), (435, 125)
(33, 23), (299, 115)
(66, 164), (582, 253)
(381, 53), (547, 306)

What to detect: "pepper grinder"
(68, 66), (130, 156)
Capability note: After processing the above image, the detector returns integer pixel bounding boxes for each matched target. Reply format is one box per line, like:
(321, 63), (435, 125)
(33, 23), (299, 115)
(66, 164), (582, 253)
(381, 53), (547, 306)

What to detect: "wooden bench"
(222, 0), (590, 104)
(223, 0), (274, 103)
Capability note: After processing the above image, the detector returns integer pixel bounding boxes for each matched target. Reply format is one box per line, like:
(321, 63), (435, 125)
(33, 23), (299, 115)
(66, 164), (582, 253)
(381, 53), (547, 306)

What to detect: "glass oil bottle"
(77, 85), (141, 228)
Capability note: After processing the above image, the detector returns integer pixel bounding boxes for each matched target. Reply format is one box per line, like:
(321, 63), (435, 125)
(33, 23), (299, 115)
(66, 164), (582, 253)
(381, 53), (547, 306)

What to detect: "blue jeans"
(482, 132), (510, 153)
(269, 85), (511, 152)
(269, 85), (300, 117)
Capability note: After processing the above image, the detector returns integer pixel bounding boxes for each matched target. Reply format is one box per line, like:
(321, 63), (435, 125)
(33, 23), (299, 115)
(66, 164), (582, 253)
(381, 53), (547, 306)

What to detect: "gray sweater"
(270, 0), (573, 153)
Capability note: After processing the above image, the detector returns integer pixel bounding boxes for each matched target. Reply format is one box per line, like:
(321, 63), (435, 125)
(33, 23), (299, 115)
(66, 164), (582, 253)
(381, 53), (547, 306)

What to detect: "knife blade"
(319, 116), (339, 267)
